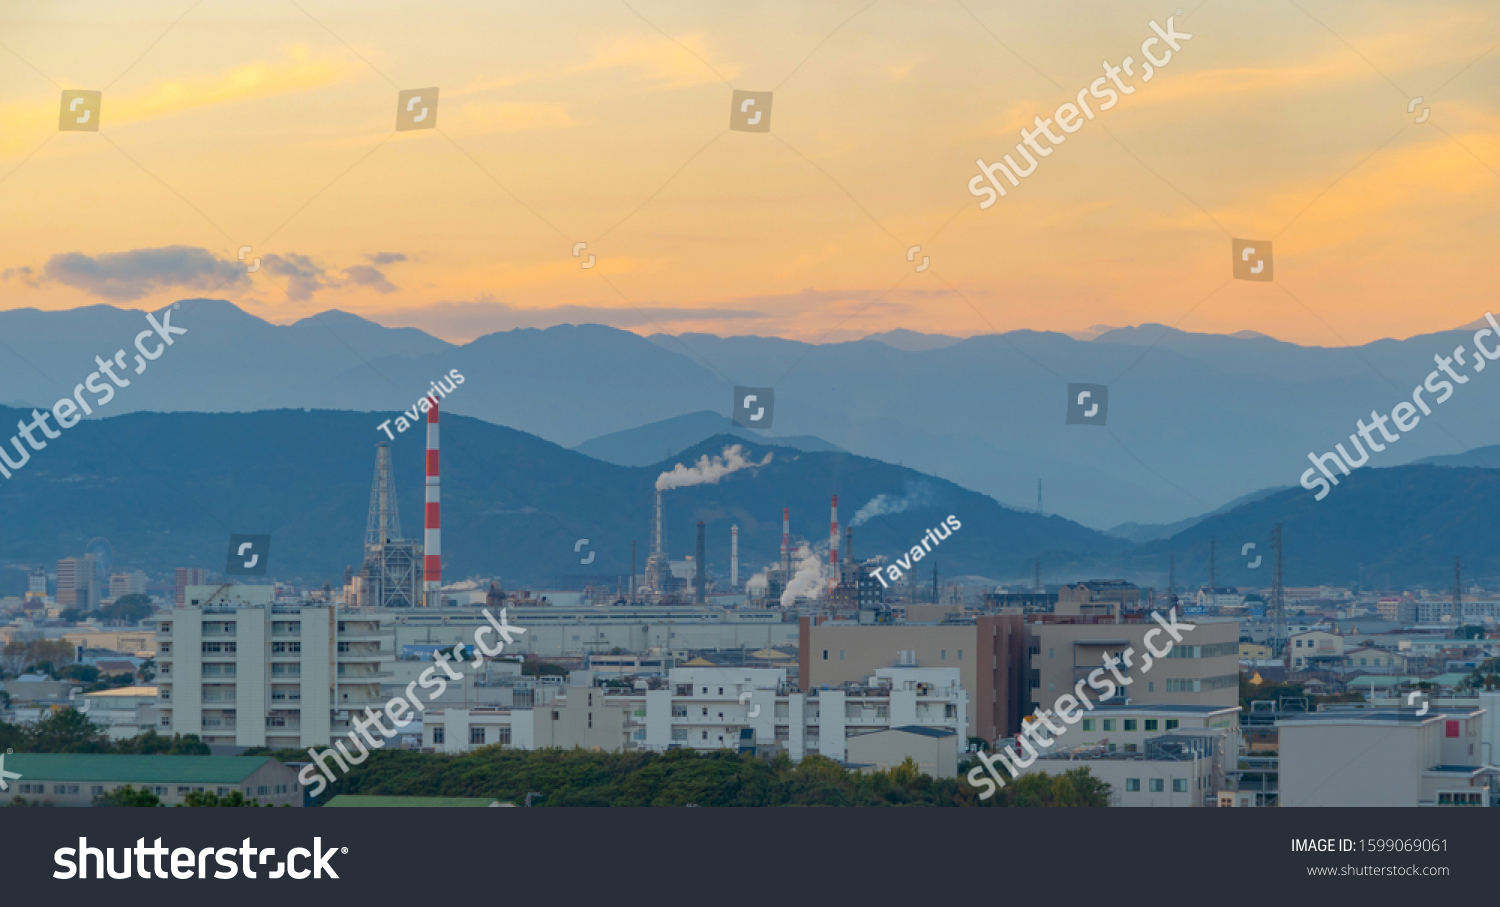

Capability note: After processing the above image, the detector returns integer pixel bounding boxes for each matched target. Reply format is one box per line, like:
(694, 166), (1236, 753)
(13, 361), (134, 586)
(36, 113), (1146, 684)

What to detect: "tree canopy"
(246, 744), (1110, 807)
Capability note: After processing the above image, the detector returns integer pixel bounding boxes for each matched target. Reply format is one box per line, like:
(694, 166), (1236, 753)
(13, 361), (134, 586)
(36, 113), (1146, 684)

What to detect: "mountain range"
(2, 400), (1500, 591)
(4, 299), (1500, 534)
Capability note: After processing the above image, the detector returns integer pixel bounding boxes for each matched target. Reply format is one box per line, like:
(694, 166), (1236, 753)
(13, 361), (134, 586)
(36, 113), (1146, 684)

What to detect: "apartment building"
(108, 571), (148, 598)
(800, 614), (1027, 742)
(1288, 630), (1344, 670)
(154, 585), (394, 749)
(174, 568), (206, 607)
(1278, 708), (1496, 807)
(1016, 747), (1212, 807)
(56, 556), (98, 611)
(418, 666), (968, 767)
(1029, 616), (1240, 712)
(424, 683), (628, 753)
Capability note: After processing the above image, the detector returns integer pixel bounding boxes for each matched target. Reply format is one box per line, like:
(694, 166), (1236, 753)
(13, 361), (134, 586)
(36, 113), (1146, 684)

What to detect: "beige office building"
(1029, 616), (1240, 712)
(800, 614), (1027, 742)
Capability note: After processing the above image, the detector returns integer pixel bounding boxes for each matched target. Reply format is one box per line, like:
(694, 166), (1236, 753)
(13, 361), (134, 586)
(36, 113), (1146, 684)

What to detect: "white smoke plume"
(655, 444), (773, 492)
(849, 481), (936, 527)
(745, 567), (770, 595)
(780, 542), (828, 608)
(442, 580), (480, 591)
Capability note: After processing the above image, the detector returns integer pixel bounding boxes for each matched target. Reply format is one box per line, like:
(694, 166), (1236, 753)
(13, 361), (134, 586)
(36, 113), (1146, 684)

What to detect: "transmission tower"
(1034, 556), (1041, 594)
(1454, 556), (1463, 626)
(365, 443), (402, 546)
(1270, 524), (1287, 655)
(1167, 553), (1176, 611)
(1208, 536), (1216, 592)
(352, 443), (421, 608)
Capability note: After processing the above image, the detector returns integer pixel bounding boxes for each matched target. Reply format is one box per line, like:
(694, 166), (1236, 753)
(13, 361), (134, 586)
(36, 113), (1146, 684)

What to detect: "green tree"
(102, 594), (153, 624)
(113, 729), (211, 755)
(58, 664), (100, 684)
(24, 708), (110, 753)
(95, 785), (162, 807)
(137, 658), (156, 683)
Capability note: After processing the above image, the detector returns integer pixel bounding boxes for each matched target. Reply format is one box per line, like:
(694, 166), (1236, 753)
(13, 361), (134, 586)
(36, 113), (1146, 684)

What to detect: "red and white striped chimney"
(830, 495), (839, 571)
(423, 396), (441, 607)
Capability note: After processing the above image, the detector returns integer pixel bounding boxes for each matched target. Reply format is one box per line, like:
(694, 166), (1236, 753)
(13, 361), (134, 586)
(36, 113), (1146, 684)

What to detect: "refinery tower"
(346, 442), (424, 608)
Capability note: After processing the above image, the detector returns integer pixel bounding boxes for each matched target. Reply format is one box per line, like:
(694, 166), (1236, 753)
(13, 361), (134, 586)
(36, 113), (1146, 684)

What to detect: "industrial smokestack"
(845, 525), (853, 578)
(423, 396), (441, 607)
(731, 524), (739, 589)
(654, 490), (664, 556)
(695, 521), (706, 604)
(781, 507), (790, 576)
(830, 495), (839, 571)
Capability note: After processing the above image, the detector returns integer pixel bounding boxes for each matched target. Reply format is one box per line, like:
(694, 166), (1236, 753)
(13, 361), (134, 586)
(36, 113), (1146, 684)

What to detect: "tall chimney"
(731, 524), (739, 589)
(830, 495), (839, 571)
(845, 525), (853, 578)
(781, 507), (790, 576)
(695, 521), (706, 604)
(653, 490), (664, 557)
(423, 395), (441, 608)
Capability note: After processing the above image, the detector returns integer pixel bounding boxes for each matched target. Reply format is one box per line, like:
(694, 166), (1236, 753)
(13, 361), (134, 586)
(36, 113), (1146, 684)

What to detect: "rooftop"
(2, 754), (279, 784)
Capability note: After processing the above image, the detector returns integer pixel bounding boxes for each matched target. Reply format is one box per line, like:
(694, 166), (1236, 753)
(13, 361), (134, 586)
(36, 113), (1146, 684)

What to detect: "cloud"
(1, 266), (38, 288)
(342, 265), (397, 293)
(365, 252), (407, 265)
(261, 253), (328, 301)
(576, 33), (739, 88)
(370, 296), (771, 340)
(41, 246), (247, 300)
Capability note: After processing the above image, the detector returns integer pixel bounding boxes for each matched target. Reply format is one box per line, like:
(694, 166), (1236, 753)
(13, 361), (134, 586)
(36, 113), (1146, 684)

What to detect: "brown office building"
(799, 614), (1027, 742)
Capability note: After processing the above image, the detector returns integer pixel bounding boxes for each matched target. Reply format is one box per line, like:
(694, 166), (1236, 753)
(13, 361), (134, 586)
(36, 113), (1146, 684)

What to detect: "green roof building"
(0, 754), (302, 807)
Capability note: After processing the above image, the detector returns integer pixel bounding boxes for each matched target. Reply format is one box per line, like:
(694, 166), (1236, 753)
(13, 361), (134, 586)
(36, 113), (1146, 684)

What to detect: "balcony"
(201, 719), (237, 730)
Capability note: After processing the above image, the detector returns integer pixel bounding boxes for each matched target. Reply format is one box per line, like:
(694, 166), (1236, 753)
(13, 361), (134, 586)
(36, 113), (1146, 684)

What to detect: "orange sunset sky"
(1, 0), (1497, 345)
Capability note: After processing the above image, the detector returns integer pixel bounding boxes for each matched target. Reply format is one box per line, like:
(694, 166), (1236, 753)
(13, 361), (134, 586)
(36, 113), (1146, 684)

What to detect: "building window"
(958, 650), (963, 661)
(1048, 648), (1054, 659)
(822, 650), (828, 660)
(91, 785), (104, 795)
(1144, 719), (1158, 731)
(433, 728), (445, 744)
(1123, 719), (1137, 731)
(702, 730), (708, 740)
(1166, 719), (1179, 730)
(1172, 778), (1188, 792)
(471, 728), (486, 745)
(1102, 720), (1115, 731)
(499, 727), (512, 746)
(1124, 743), (1138, 753)
(1149, 779), (1164, 792)
(1125, 779), (1140, 792)
(1082, 719), (1094, 731)
(1048, 682), (1055, 692)
(1147, 682), (1153, 692)
(839, 651), (845, 661)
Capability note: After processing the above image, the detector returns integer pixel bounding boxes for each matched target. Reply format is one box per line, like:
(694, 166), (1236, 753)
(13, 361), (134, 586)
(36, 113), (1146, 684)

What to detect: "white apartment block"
(155, 585), (394, 749)
(1017, 750), (1212, 807)
(1278, 708), (1497, 807)
(413, 666), (968, 765)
